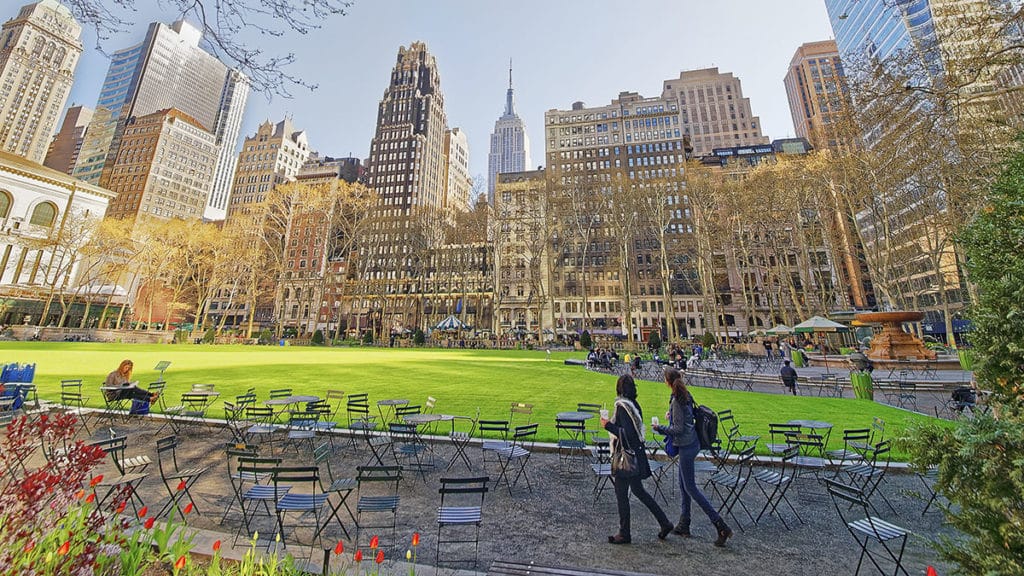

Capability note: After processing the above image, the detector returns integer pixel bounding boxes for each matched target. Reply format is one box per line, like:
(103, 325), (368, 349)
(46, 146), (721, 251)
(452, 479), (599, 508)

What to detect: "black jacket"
(603, 399), (652, 479)
(659, 393), (698, 448)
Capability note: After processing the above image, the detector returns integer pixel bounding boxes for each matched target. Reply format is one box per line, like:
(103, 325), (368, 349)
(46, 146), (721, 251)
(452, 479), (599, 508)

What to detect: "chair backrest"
(237, 456), (284, 481)
(245, 405), (274, 422)
(356, 465), (403, 491)
(576, 403), (602, 414)
(842, 428), (871, 447)
(438, 476), (488, 509)
(225, 443), (260, 484)
(395, 405), (422, 418)
(90, 436), (128, 474)
(780, 445), (800, 469)
(868, 440), (892, 467)
(147, 381), (165, 394)
(511, 423), (538, 449)
(61, 379), (83, 391)
(347, 402), (371, 420)
(871, 417), (886, 441)
(271, 465), (319, 490)
(181, 392), (213, 410)
(768, 423), (801, 443)
(477, 419), (509, 440)
(555, 418), (585, 435)
(347, 393), (369, 406)
(269, 388), (293, 399)
(326, 390), (345, 418)
(388, 422), (419, 442)
(717, 409), (736, 430)
(825, 479), (870, 523)
(235, 392), (257, 407)
(509, 402), (533, 425)
(156, 435), (180, 474)
(289, 409), (320, 428)
(786, 432), (824, 456)
(425, 396), (437, 413)
(592, 439), (611, 464)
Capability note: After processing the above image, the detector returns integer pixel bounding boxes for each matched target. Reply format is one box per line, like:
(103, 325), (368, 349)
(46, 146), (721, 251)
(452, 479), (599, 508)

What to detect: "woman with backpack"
(600, 374), (674, 544)
(653, 367), (733, 547)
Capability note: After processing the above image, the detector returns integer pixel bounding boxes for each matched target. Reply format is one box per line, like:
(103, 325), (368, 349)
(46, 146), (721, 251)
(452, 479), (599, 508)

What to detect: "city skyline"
(60, 0), (835, 190)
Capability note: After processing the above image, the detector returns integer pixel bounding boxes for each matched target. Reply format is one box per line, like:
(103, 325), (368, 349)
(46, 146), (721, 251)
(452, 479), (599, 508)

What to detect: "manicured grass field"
(2, 342), (938, 459)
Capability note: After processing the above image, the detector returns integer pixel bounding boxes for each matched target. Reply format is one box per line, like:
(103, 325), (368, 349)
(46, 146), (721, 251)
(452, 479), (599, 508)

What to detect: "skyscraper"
(224, 117), (310, 221)
(661, 68), (770, 158)
(102, 108), (218, 221)
(824, 0), (942, 79)
(444, 127), (471, 213)
(0, 0), (82, 164)
(784, 40), (849, 150)
(487, 63), (531, 204)
(44, 104), (93, 174)
(72, 20), (249, 218)
(207, 70), (250, 220)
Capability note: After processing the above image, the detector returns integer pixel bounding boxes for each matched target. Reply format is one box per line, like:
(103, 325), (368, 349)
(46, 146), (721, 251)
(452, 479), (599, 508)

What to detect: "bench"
(488, 560), (663, 576)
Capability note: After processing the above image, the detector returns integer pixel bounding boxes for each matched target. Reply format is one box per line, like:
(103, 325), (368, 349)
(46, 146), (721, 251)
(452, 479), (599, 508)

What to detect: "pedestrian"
(780, 359), (798, 395)
(600, 374), (673, 544)
(654, 367), (733, 546)
(763, 340), (772, 358)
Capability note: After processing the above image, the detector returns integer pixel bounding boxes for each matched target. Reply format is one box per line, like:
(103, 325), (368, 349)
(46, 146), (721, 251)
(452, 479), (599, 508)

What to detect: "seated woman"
(103, 360), (155, 403)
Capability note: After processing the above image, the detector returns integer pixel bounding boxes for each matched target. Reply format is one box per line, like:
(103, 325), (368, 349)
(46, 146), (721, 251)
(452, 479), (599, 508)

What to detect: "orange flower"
(57, 541), (70, 556)
(212, 540), (221, 552)
(174, 555), (186, 570)
(411, 532), (419, 547)
(85, 493), (95, 504)
(183, 503), (194, 515)
(333, 540), (344, 555)
(73, 489), (85, 500)
(369, 535), (378, 549)
(375, 550), (384, 564)
(144, 517), (155, 530)
(354, 550), (363, 562)
(137, 506), (148, 518)
(116, 502), (127, 514)
(177, 480), (187, 492)
(23, 541), (35, 553)
(89, 475), (103, 487)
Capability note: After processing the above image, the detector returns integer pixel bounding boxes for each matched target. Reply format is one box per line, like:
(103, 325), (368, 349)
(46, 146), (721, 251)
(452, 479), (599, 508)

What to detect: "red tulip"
(213, 540), (221, 552)
(354, 550), (363, 562)
(144, 517), (155, 530)
(927, 568), (938, 576)
(411, 532), (420, 547)
(85, 493), (95, 504)
(183, 503), (193, 515)
(174, 555), (186, 570)
(177, 480), (187, 492)
(89, 475), (103, 487)
(375, 550), (384, 564)
(57, 541), (70, 556)
(369, 535), (378, 549)
(333, 540), (344, 555)
(137, 506), (148, 518)
(116, 502), (127, 514)
(73, 489), (85, 500)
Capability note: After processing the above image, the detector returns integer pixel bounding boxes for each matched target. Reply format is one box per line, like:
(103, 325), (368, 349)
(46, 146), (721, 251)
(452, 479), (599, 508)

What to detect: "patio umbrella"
(793, 316), (849, 372)
(765, 324), (793, 336)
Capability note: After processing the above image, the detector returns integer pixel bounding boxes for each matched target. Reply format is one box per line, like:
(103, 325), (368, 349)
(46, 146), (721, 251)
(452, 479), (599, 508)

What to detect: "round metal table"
(556, 411), (595, 422)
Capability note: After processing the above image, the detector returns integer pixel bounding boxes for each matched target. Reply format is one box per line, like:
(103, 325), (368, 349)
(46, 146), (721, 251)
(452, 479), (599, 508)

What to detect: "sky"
(62, 0), (837, 184)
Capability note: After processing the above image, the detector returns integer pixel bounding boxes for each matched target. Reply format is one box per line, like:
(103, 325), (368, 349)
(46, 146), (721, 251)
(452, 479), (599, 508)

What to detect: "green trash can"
(957, 349), (974, 371)
(851, 372), (874, 400)
(790, 349), (805, 367)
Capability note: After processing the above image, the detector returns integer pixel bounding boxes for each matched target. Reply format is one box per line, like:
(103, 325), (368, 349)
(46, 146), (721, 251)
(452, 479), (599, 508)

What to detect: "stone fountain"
(855, 311), (937, 361)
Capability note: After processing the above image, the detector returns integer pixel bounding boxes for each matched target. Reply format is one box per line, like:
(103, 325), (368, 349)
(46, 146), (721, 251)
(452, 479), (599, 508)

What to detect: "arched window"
(30, 202), (57, 227)
(0, 191), (11, 219)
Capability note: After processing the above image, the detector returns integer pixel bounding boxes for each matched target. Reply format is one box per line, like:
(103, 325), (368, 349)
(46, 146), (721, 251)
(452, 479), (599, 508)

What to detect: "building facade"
(0, 0), (82, 164)
(225, 118), (310, 221)
(0, 150), (114, 325)
(487, 65), (532, 204)
(206, 69), (250, 220)
(784, 40), (850, 150)
(661, 68), (769, 158)
(102, 108), (217, 221)
(444, 127), (471, 213)
(44, 104), (93, 174)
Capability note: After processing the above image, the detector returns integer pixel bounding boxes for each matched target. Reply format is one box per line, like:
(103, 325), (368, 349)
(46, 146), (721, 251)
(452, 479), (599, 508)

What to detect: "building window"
(30, 202), (57, 227)
(0, 191), (10, 219)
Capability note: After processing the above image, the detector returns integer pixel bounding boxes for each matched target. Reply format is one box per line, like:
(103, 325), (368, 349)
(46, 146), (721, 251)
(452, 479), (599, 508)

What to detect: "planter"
(851, 372), (874, 400)
(790, 349), (805, 367)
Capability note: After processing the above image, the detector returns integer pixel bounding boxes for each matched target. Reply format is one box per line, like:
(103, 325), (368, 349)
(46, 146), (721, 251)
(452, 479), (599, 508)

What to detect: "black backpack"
(692, 401), (718, 451)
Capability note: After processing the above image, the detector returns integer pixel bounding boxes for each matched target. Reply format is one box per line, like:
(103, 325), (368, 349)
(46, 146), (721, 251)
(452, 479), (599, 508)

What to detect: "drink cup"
(599, 409), (609, 420)
(652, 416), (660, 427)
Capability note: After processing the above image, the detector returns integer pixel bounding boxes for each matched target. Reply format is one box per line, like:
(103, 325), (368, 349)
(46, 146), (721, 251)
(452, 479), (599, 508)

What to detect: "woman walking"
(600, 375), (674, 544)
(653, 367), (733, 547)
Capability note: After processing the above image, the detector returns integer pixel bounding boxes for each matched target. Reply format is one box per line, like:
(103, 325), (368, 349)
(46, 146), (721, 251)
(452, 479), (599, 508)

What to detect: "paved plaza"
(46, 408), (953, 576)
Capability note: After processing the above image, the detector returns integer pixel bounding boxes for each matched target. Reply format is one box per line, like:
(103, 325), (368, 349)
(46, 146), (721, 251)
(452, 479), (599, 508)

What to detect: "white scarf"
(609, 397), (645, 453)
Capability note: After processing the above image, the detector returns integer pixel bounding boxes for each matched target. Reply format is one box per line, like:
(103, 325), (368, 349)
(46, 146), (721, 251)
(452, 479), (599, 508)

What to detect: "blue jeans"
(677, 439), (720, 522)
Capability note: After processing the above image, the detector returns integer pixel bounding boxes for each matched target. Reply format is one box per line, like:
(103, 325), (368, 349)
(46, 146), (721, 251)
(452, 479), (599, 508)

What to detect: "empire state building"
(487, 63), (531, 204)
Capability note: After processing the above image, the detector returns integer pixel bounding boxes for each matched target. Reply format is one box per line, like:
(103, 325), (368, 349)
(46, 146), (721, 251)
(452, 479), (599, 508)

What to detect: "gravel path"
(72, 415), (954, 576)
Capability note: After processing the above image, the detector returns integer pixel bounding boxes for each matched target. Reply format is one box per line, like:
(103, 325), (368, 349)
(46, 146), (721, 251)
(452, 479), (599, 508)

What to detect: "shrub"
(701, 331), (717, 348)
(647, 331), (662, 351)
(579, 330), (592, 349)
(201, 328), (216, 344)
(413, 328), (425, 346)
(311, 329), (325, 346)
(258, 329), (273, 345)
(362, 331), (374, 345)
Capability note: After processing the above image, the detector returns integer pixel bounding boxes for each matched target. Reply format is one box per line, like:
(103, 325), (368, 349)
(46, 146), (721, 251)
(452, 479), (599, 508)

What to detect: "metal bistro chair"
(554, 417), (588, 476)
(436, 476), (489, 568)
(312, 442), (355, 539)
(446, 415), (477, 473)
(155, 435), (208, 520)
(752, 445), (803, 529)
(707, 446), (756, 532)
(825, 479), (910, 576)
(234, 456), (288, 547)
(355, 465), (402, 551)
(220, 443), (261, 526)
(477, 417), (510, 474)
(494, 423), (538, 496)
(589, 439), (613, 502)
(60, 379), (91, 434)
(765, 423), (802, 455)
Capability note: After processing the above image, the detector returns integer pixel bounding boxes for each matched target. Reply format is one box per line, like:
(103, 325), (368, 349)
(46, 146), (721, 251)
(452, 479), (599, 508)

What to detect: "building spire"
(505, 58), (515, 116)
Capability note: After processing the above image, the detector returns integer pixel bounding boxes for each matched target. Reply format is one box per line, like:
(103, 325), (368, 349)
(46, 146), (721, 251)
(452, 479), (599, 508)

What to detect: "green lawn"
(1, 342), (939, 459)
